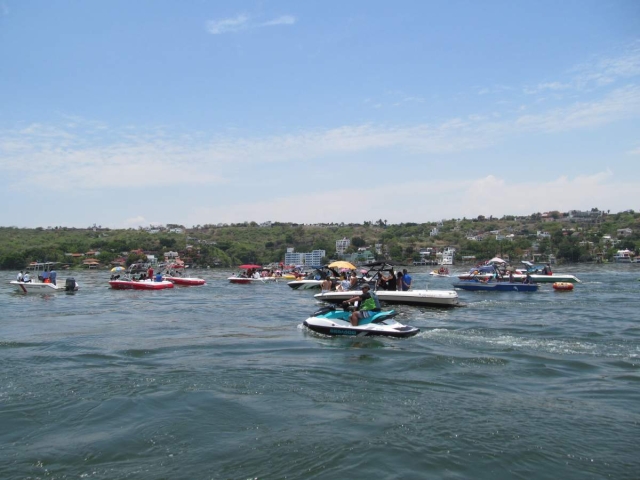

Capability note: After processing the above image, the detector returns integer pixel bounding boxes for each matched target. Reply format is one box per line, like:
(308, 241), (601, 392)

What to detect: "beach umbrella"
(238, 264), (261, 269)
(110, 266), (125, 272)
(328, 260), (357, 270)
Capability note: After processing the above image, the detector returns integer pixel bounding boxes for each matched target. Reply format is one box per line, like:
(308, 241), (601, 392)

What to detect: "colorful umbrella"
(110, 266), (125, 272)
(238, 264), (262, 269)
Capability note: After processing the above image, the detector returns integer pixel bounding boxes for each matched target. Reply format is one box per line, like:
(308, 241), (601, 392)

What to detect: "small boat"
(162, 265), (205, 286)
(452, 279), (538, 292)
(458, 261), (581, 284)
(314, 261), (459, 307)
(429, 267), (450, 277)
(165, 276), (206, 286)
(109, 278), (175, 290)
(613, 249), (634, 263)
(228, 264), (278, 284)
(109, 263), (175, 290)
(10, 262), (79, 293)
(303, 305), (420, 338)
(287, 266), (339, 290)
(553, 282), (574, 291)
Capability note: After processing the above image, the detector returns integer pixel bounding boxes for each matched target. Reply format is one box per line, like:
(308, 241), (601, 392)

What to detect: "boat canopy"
(487, 257), (507, 264)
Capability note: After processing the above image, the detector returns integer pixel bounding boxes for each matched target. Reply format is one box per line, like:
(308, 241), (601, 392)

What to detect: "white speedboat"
(287, 266), (339, 290)
(303, 305), (419, 338)
(314, 261), (459, 307)
(11, 262), (79, 293)
(613, 249), (634, 263)
(314, 288), (459, 307)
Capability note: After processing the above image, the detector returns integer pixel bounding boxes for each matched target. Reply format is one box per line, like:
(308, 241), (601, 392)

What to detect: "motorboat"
(166, 276), (206, 286)
(287, 266), (339, 290)
(161, 264), (206, 286)
(613, 249), (634, 263)
(109, 277), (175, 290)
(458, 261), (581, 284)
(10, 262), (79, 293)
(315, 288), (459, 307)
(228, 264), (278, 284)
(429, 267), (450, 277)
(314, 261), (459, 307)
(452, 279), (538, 292)
(303, 305), (420, 338)
(108, 263), (175, 290)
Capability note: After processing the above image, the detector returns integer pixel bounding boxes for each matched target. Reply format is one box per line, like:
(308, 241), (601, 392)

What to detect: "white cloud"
(514, 85), (640, 132)
(628, 146), (640, 155)
(206, 14), (296, 35)
(206, 14), (249, 35)
(2, 84), (639, 192)
(524, 82), (572, 95)
(524, 42), (640, 95)
(183, 172), (639, 225)
(261, 15), (296, 27)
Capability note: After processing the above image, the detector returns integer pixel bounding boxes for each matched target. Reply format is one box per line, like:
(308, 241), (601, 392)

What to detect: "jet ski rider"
(343, 284), (381, 326)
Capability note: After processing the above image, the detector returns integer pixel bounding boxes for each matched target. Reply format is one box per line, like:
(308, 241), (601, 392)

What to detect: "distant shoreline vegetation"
(0, 209), (638, 270)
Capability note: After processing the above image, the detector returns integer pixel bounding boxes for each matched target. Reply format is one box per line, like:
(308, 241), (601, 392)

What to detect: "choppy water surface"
(1, 265), (639, 479)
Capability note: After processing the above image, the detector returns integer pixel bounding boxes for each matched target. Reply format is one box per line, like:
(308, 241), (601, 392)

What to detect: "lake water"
(1, 265), (639, 479)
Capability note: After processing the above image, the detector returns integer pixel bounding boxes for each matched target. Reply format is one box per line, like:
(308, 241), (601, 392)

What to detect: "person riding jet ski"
(342, 284), (381, 326)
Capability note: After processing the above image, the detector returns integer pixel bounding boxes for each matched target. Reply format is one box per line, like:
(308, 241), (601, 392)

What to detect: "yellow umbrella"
(328, 260), (356, 270)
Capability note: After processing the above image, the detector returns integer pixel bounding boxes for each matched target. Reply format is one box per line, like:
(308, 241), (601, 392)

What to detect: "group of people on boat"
(377, 268), (412, 291)
(16, 269), (57, 285)
(319, 268), (413, 293)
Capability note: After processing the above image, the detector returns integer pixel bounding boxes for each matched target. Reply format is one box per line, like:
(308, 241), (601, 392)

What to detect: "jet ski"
(303, 305), (420, 338)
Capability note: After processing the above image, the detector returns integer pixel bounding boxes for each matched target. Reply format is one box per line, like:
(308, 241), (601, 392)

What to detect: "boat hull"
(452, 281), (538, 292)
(458, 273), (581, 284)
(165, 276), (206, 286)
(228, 276), (277, 284)
(287, 280), (322, 290)
(109, 280), (174, 290)
(314, 289), (459, 307)
(10, 280), (78, 293)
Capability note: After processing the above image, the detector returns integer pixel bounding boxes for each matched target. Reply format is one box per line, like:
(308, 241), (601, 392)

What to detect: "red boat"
(164, 276), (206, 286)
(109, 279), (175, 290)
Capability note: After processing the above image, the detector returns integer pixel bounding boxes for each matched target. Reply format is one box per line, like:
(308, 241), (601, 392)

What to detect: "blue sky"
(1, 0), (639, 228)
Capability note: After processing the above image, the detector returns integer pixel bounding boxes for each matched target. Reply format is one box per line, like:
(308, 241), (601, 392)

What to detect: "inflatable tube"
(553, 282), (574, 291)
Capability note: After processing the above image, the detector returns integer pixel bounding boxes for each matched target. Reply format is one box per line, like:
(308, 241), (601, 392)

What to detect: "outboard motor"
(65, 278), (76, 292)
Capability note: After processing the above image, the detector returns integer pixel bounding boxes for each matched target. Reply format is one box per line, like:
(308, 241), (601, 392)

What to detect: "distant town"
(1, 208), (638, 270)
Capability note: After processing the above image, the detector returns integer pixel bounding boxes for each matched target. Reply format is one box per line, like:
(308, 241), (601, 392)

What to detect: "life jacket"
(360, 292), (381, 311)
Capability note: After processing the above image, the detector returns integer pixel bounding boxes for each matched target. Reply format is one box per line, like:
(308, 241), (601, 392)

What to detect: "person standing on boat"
(321, 276), (332, 293)
(348, 273), (358, 290)
(17, 271), (24, 282)
(396, 271), (404, 291)
(402, 269), (412, 291)
(344, 284), (381, 326)
(23, 272), (31, 283)
(147, 266), (154, 281)
(387, 269), (397, 291)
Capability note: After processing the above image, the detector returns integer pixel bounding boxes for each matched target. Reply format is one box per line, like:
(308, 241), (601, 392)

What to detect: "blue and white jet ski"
(303, 305), (420, 338)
